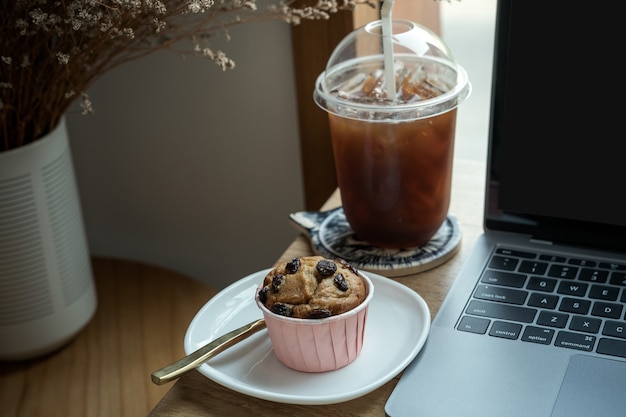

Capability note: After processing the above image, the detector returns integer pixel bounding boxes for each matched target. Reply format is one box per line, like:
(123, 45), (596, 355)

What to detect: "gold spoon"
(151, 318), (267, 385)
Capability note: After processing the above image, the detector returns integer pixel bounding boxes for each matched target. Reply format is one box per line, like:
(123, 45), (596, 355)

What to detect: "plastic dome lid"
(314, 19), (470, 121)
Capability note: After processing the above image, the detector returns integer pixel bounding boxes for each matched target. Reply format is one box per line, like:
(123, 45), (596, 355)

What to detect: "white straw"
(381, 0), (396, 101)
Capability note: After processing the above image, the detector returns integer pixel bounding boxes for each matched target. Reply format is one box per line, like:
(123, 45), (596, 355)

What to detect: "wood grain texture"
(0, 258), (217, 417)
(0, 159), (484, 417)
(147, 158), (486, 417)
(290, 6), (353, 211)
(149, 369), (397, 417)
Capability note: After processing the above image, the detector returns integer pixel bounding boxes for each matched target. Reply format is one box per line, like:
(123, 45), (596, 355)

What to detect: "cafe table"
(147, 158), (486, 417)
(0, 158), (484, 417)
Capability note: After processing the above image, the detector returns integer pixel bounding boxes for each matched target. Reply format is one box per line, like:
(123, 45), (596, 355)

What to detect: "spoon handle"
(151, 318), (267, 385)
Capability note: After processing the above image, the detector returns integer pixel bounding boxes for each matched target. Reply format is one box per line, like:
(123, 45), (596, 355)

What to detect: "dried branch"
(0, 0), (376, 151)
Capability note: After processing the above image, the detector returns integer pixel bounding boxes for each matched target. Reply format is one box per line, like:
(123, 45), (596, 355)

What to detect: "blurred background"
(66, 0), (497, 290)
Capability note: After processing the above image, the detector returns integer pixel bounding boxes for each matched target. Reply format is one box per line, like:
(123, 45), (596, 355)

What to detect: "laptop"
(384, 1), (626, 416)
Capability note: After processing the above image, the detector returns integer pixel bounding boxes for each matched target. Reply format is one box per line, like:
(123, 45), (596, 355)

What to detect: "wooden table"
(0, 258), (218, 417)
(0, 159), (484, 417)
(147, 158), (486, 417)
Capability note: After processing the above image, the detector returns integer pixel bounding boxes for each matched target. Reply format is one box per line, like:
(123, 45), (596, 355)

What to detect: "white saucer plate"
(184, 269), (431, 405)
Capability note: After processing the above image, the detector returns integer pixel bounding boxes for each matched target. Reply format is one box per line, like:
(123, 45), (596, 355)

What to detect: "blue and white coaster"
(289, 207), (461, 277)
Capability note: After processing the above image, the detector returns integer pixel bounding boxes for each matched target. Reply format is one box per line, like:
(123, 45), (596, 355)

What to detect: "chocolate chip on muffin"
(258, 256), (366, 319)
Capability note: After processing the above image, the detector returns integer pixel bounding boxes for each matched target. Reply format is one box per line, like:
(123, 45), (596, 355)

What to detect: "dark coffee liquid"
(329, 109), (457, 248)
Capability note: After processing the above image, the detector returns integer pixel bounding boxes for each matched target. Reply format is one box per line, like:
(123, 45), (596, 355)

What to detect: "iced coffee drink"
(314, 20), (469, 248)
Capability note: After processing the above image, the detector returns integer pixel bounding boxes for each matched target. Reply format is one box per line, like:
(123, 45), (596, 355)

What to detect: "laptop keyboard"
(457, 247), (626, 359)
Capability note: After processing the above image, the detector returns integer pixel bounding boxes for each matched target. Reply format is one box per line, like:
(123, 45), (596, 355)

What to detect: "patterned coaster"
(289, 207), (461, 277)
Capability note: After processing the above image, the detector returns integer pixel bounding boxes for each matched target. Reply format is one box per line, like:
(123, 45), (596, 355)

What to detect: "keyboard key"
(539, 254), (566, 263)
(489, 255), (519, 271)
(527, 276), (557, 292)
(489, 321), (522, 340)
(457, 316), (490, 334)
(548, 264), (579, 279)
(557, 281), (588, 297)
(473, 285), (528, 305)
(496, 248), (536, 259)
(527, 293), (559, 309)
(589, 284), (619, 301)
(480, 270), (526, 288)
(609, 272), (626, 287)
(559, 297), (591, 315)
(597, 338), (626, 358)
(591, 302), (623, 319)
(554, 331), (595, 352)
(537, 311), (569, 328)
(569, 316), (601, 334)
(578, 268), (608, 283)
(602, 321), (626, 339)
(599, 262), (626, 271)
(465, 300), (537, 323)
(568, 258), (597, 267)
(522, 326), (554, 344)
(519, 260), (548, 275)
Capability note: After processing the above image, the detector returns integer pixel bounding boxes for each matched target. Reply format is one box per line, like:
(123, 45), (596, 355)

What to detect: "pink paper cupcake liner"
(256, 273), (373, 372)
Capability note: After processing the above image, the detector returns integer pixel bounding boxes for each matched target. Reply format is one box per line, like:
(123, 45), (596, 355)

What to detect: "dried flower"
(0, 0), (375, 151)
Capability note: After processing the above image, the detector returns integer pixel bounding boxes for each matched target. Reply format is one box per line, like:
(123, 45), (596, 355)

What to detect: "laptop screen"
(484, 0), (626, 251)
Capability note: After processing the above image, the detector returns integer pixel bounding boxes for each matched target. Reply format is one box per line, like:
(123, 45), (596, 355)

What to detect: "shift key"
(466, 300), (537, 323)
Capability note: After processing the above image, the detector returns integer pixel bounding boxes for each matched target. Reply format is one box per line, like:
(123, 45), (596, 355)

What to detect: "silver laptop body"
(385, 1), (626, 416)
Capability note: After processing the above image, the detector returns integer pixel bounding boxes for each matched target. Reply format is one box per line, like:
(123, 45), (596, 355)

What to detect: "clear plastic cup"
(314, 20), (470, 248)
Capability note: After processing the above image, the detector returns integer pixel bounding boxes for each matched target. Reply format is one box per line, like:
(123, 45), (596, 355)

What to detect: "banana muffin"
(257, 256), (367, 319)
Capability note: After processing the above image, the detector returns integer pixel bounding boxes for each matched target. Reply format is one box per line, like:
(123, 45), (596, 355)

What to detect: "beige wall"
(67, 21), (304, 290)
(66, 0), (496, 290)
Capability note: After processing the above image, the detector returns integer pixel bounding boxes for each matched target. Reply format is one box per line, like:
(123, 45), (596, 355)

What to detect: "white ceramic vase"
(0, 117), (97, 360)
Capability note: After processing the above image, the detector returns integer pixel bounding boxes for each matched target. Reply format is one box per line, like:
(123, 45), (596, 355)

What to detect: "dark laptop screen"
(485, 0), (626, 251)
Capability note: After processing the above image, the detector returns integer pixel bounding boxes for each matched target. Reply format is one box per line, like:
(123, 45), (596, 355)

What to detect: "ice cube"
(329, 60), (452, 105)
(399, 66), (446, 101)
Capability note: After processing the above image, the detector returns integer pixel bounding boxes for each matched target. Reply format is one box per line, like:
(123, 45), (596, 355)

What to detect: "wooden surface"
(148, 158), (486, 417)
(290, 6), (353, 210)
(0, 258), (217, 417)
